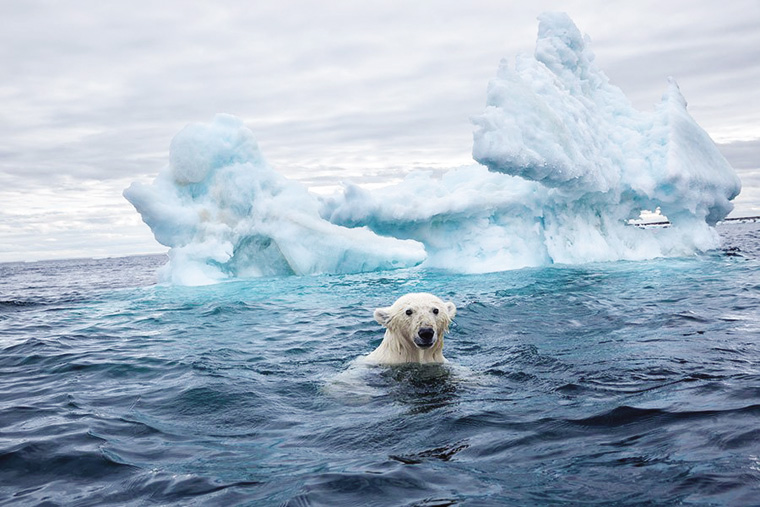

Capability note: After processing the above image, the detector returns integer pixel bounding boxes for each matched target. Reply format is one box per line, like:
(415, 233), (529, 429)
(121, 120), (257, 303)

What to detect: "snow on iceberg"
(123, 114), (425, 285)
(327, 12), (740, 270)
(472, 12), (740, 228)
(125, 12), (740, 283)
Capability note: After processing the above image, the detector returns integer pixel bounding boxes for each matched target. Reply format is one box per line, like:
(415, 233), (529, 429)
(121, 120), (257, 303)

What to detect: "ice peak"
(125, 13), (740, 284)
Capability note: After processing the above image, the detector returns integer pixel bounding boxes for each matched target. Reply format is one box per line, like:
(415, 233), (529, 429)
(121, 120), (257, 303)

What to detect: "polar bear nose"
(415, 327), (436, 348)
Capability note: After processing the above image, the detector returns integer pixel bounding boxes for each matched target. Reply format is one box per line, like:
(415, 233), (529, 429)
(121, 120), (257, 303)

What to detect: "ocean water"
(2, 222), (760, 506)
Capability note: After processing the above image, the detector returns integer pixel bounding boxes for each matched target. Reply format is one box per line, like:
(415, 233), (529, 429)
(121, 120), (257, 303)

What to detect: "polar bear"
(364, 293), (457, 365)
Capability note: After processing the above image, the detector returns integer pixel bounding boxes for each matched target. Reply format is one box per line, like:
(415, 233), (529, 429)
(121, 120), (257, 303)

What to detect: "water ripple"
(2, 226), (760, 504)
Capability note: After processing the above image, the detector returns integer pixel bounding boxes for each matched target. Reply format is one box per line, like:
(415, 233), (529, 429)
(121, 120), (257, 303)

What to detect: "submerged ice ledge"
(124, 12), (740, 285)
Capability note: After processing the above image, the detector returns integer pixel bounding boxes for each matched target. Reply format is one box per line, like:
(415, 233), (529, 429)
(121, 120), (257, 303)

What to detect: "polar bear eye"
(433, 308), (439, 315)
(405, 309), (413, 316)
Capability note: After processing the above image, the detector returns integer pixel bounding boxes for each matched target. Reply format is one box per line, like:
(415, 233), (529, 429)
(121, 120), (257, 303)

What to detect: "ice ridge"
(124, 12), (740, 284)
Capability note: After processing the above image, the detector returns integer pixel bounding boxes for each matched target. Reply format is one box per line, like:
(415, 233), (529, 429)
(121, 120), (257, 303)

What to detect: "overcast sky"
(1, 0), (758, 262)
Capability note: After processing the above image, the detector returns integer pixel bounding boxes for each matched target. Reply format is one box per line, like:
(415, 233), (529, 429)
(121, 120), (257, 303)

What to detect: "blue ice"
(124, 13), (740, 285)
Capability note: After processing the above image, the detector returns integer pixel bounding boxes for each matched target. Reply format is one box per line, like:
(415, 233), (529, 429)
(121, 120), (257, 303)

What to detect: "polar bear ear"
(445, 301), (457, 319)
(374, 307), (392, 327)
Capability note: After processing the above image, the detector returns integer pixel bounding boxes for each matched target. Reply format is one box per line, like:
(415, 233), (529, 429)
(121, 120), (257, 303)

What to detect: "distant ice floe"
(124, 12), (740, 285)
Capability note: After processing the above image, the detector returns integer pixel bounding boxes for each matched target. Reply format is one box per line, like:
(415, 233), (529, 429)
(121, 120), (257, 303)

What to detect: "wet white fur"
(363, 293), (456, 365)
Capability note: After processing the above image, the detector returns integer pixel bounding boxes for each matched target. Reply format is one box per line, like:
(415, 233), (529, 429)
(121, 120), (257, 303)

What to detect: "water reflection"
(379, 363), (460, 414)
(326, 362), (464, 414)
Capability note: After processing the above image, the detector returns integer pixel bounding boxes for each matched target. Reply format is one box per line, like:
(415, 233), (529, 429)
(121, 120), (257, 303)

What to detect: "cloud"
(0, 176), (163, 262)
(716, 140), (760, 217)
(1, 0), (759, 260)
(718, 140), (760, 170)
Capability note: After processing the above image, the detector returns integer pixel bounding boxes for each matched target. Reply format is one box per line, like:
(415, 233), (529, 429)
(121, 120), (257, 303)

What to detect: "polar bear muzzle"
(414, 327), (437, 348)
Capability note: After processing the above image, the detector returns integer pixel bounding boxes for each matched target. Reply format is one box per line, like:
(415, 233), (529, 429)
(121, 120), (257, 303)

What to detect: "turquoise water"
(2, 223), (760, 505)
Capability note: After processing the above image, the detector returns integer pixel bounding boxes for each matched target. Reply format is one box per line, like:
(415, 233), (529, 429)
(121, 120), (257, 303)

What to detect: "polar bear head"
(374, 293), (457, 354)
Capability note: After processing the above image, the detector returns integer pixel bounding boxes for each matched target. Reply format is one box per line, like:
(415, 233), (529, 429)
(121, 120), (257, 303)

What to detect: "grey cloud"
(2, 0), (759, 260)
(718, 141), (760, 217)
(718, 140), (760, 170)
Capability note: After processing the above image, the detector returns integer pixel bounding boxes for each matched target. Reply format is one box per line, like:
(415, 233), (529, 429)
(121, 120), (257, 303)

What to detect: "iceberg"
(125, 12), (740, 284)
(123, 115), (425, 285)
(472, 12), (739, 226)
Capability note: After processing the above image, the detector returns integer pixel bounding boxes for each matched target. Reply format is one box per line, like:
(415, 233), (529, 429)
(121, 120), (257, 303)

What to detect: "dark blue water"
(2, 223), (760, 506)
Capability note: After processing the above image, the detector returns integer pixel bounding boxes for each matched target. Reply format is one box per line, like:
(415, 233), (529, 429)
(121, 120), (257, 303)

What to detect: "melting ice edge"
(124, 13), (740, 285)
